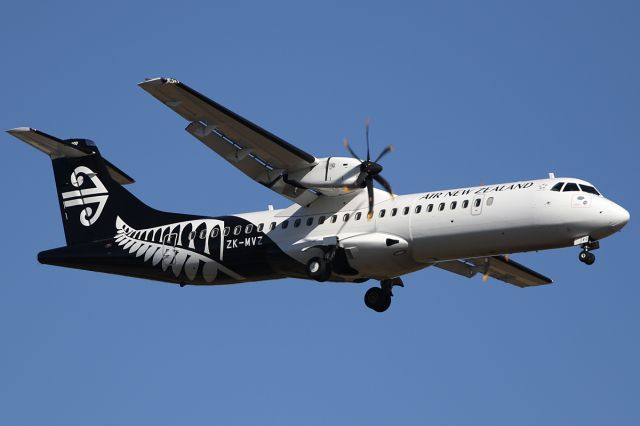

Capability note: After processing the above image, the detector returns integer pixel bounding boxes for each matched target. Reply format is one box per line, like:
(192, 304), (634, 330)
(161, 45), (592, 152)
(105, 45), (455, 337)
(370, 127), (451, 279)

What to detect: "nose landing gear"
(364, 278), (404, 313)
(578, 239), (599, 266)
(579, 250), (595, 265)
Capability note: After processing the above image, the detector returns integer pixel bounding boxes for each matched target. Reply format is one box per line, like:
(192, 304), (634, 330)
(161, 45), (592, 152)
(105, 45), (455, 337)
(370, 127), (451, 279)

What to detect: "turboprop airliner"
(7, 77), (630, 312)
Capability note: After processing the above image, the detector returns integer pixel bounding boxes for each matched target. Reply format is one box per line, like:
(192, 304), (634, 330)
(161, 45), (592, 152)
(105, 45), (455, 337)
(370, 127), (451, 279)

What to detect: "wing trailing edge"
(435, 255), (553, 288)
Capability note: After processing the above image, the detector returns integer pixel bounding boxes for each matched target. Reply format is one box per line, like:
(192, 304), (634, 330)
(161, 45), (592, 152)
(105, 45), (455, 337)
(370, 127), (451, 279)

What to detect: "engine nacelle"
(288, 157), (363, 195)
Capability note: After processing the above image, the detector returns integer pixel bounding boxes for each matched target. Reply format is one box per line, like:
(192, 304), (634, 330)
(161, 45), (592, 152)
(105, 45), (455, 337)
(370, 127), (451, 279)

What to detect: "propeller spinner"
(343, 119), (394, 219)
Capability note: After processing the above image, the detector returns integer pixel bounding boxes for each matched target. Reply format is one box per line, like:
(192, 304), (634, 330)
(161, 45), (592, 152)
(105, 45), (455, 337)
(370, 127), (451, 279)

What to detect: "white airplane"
(7, 77), (630, 312)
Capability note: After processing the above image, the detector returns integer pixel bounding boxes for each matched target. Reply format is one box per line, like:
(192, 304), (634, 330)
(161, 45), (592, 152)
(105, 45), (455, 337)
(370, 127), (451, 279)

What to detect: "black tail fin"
(7, 127), (172, 246)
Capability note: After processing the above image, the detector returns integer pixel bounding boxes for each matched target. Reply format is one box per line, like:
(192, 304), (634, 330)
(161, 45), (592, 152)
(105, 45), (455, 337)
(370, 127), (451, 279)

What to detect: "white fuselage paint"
(228, 177), (629, 281)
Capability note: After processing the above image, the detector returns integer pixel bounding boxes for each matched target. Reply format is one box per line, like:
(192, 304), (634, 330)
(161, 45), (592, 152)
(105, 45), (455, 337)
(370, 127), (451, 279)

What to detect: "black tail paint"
(7, 128), (196, 246)
(7, 127), (295, 285)
(53, 150), (140, 245)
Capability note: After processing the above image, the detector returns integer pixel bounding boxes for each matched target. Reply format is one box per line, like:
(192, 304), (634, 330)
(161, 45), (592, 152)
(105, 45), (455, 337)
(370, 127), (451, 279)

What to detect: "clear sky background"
(1, 1), (638, 424)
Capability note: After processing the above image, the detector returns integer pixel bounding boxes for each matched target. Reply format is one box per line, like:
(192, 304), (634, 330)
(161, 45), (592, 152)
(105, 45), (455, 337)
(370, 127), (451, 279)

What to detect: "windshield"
(579, 184), (601, 196)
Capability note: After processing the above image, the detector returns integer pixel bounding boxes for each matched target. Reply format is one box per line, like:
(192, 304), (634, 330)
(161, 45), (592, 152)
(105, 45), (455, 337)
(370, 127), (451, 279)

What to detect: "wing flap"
(184, 121), (318, 204)
(435, 255), (553, 288)
(185, 122), (268, 179)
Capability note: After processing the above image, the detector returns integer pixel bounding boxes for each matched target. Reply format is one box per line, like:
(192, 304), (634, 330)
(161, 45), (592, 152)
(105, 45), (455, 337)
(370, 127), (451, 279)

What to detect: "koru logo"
(61, 166), (109, 226)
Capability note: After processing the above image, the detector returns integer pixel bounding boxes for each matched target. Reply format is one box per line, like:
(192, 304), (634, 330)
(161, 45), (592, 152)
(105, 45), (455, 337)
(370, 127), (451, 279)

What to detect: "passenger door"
(471, 194), (484, 216)
(161, 232), (178, 268)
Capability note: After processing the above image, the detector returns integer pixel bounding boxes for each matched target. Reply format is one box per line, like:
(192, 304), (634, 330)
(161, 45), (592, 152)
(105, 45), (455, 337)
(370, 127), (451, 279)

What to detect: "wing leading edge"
(139, 77), (319, 206)
(435, 255), (553, 288)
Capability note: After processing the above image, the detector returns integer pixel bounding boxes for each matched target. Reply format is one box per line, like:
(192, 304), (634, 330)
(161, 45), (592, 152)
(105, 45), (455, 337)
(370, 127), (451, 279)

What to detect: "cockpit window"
(579, 184), (601, 196)
(550, 182), (564, 192)
(563, 183), (579, 192)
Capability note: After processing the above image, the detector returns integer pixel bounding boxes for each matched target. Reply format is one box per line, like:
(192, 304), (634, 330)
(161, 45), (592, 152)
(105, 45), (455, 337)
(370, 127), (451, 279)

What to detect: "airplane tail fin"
(7, 127), (166, 246)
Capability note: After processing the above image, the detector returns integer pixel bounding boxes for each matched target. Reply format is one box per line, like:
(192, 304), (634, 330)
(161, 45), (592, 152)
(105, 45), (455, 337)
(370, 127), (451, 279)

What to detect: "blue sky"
(1, 1), (638, 424)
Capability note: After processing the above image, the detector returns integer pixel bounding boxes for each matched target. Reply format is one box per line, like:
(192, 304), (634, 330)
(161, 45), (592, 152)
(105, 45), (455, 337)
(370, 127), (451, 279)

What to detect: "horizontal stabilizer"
(7, 127), (134, 185)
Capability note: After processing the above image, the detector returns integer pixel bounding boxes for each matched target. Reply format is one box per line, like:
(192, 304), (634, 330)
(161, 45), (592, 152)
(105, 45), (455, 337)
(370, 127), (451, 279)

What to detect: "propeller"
(343, 119), (395, 219)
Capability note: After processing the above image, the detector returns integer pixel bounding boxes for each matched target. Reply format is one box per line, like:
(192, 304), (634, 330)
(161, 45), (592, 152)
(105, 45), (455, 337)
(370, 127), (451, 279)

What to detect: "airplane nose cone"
(610, 204), (630, 230)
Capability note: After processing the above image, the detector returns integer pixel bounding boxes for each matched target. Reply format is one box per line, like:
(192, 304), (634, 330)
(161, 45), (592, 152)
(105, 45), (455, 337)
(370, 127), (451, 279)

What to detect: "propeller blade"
(365, 118), (371, 162)
(343, 138), (361, 161)
(373, 174), (394, 197)
(366, 178), (374, 220)
(374, 145), (394, 163)
(482, 257), (490, 282)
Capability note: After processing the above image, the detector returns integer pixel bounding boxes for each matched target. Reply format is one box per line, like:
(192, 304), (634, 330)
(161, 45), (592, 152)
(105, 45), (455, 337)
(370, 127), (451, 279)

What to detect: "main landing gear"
(306, 256), (332, 282)
(364, 278), (404, 313)
(305, 243), (358, 282)
(578, 240), (599, 266)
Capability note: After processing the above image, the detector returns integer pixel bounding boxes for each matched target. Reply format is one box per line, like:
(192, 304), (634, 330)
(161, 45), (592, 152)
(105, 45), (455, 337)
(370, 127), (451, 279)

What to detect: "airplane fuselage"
(39, 176), (629, 286)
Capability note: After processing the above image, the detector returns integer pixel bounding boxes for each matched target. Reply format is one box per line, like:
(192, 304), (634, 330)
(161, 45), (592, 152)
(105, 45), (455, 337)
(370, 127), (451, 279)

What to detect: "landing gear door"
(471, 194), (484, 216)
(161, 233), (178, 267)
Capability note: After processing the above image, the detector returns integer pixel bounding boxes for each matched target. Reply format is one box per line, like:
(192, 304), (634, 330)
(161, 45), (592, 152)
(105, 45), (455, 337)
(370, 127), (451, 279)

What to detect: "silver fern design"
(114, 216), (244, 282)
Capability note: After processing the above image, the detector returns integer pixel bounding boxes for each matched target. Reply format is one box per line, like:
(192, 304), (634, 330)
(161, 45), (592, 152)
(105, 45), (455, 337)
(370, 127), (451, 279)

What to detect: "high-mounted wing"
(139, 77), (318, 206)
(435, 255), (553, 288)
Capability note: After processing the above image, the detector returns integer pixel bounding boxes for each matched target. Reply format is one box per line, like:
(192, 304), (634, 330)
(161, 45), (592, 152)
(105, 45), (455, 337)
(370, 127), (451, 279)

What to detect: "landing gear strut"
(364, 278), (404, 313)
(578, 239), (599, 265)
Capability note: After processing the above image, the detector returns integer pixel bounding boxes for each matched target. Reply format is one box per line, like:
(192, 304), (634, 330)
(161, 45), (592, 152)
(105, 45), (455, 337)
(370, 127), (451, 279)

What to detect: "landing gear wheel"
(579, 250), (595, 265)
(364, 287), (392, 313)
(306, 257), (332, 282)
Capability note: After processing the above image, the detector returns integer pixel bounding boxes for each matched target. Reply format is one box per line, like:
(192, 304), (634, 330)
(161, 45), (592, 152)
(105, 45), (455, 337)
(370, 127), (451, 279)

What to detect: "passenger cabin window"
(343, 213), (350, 222)
(245, 224), (253, 234)
(233, 225), (242, 235)
(462, 200), (469, 208)
(294, 218), (301, 228)
(580, 184), (601, 195)
(200, 229), (207, 239)
(319, 216), (326, 225)
(391, 208), (398, 217)
(282, 220), (289, 229)
(355, 212), (362, 220)
(563, 183), (579, 192)
(438, 203), (445, 211)
(211, 227), (219, 238)
(550, 182), (564, 192)
(223, 227), (230, 236)
(403, 207), (410, 215)
(257, 224), (264, 232)
(415, 205), (422, 214)
(330, 215), (337, 223)
(189, 231), (196, 240)
(450, 201), (457, 210)
(379, 209), (386, 218)
(474, 199), (481, 208)
(427, 204), (433, 212)
(487, 197), (494, 206)
(306, 217), (314, 226)
(269, 222), (276, 231)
